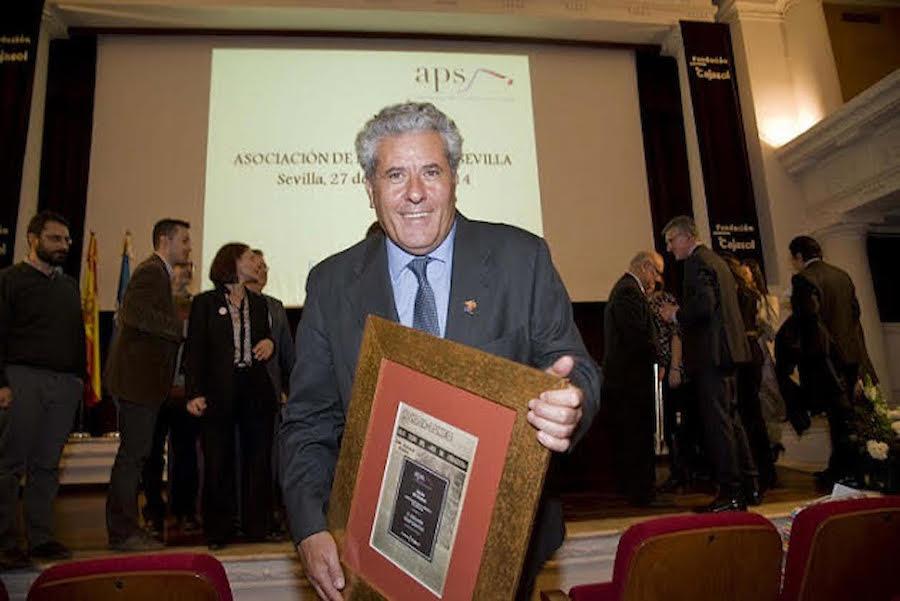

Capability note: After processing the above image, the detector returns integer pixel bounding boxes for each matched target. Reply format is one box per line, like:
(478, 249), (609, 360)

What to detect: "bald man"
(603, 251), (664, 506)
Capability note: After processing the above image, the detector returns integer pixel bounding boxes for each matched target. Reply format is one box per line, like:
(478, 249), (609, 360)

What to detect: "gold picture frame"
(327, 316), (565, 600)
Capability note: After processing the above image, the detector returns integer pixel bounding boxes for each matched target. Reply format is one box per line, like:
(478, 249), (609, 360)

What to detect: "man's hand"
(253, 338), (274, 361)
(658, 302), (678, 323)
(186, 396), (207, 417)
(298, 531), (345, 601)
(527, 355), (584, 453)
(668, 368), (683, 389)
(0, 387), (11, 409)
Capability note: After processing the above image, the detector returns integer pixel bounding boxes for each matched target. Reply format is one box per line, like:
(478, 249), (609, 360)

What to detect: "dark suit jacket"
(602, 273), (659, 390)
(264, 294), (294, 400)
(279, 214), (601, 562)
(791, 259), (875, 379)
(104, 254), (182, 406)
(184, 289), (276, 418)
(677, 245), (750, 374)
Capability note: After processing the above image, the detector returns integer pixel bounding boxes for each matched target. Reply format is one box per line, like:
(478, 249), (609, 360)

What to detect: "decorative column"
(717, 0), (843, 290)
(662, 26), (712, 247)
(13, 5), (67, 262)
(814, 221), (893, 401)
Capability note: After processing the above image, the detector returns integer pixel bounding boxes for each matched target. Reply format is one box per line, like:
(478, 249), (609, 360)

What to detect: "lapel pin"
(464, 299), (477, 315)
(218, 307), (227, 316)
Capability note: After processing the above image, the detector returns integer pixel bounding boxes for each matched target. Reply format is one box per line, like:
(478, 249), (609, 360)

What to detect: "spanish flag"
(82, 232), (102, 407)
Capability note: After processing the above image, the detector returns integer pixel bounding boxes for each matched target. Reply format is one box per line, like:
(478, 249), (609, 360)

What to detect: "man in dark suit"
(105, 218), (191, 550)
(604, 251), (663, 506)
(246, 249), (294, 539)
(788, 235), (876, 485)
(279, 102), (600, 601)
(659, 216), (756, 512)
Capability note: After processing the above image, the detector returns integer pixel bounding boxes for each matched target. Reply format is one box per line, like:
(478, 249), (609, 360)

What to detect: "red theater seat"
(542, 512), (783, 601)
(780, 495), (900, 601)
(26, 552), (232, 601)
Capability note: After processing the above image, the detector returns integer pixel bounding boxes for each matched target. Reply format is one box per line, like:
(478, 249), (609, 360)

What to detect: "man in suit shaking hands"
(105, 219), (191, 551)
(604, 251), (664, 506)
(279, 102), (601, 601)
(658, 216), (757, 512)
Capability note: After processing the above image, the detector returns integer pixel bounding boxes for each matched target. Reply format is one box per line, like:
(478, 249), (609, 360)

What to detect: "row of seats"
(543, 496), (900, 601)
(4, 495), (898, 600)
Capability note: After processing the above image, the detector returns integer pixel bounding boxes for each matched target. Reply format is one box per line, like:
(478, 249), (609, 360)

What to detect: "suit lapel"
(352, 235), (399, 328)
(445, 215), (491, 347)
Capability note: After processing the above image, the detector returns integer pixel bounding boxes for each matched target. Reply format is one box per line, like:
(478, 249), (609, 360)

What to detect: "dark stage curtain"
(636, 51), (694, 298)
(38, 34), (97, 280)
(0, 0), (44, 268)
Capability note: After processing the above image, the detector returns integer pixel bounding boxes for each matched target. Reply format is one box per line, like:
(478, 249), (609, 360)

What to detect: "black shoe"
(657, 476), (687, 495)
(177, 516), (201, 535)
(207, 541), (226, 551)
(29, 540), (73, 561)
(0, 546), (32, 571)
(694, 495), (747, 513)
(145, 519), (163, 540)
(109, 532), (164, 552)
(743, 479), (763, 506)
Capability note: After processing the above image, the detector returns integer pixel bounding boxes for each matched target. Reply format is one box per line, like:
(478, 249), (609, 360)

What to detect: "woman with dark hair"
(184, 242), (276, 549)
(743, 258), (786, 469)
(722, 253), (773, 497)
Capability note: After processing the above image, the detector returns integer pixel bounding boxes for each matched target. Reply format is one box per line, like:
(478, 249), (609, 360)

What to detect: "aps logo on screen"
(414, 66), (514, 94)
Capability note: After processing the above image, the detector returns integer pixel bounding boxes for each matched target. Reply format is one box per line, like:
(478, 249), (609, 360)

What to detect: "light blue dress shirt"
(386, 220), (456, 338)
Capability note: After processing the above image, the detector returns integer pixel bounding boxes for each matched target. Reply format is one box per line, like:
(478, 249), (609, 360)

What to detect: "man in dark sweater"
(0, 211), (85, 570)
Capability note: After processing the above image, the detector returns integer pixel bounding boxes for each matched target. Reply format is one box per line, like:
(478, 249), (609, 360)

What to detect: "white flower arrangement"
(867, 440), (889, 461)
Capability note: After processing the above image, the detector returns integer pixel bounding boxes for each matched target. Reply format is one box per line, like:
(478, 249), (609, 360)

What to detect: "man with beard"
(0, 212), (85, 569)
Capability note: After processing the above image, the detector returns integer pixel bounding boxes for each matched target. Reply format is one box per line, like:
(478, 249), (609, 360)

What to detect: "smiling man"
(279, 102), (600, 601)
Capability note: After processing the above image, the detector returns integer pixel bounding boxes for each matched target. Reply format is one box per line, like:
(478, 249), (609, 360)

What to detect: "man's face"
(790, 253), (805, 273)
(664, 229), (694, 261)
(236, 249), (260, 285)
(162, 226), (191, 265)
(256, 256), (269, 290)
(30, 221), (71, 267)
(365, 131), (457, 256)
(638, 255), (664, 294)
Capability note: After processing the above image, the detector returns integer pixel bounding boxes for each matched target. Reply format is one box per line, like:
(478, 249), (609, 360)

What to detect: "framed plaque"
(328, 316), (565, 601)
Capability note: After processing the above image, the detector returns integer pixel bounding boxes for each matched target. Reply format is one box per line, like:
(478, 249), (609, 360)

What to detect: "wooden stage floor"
(0, 466), (827, 599)
(45, 465), (821, 559)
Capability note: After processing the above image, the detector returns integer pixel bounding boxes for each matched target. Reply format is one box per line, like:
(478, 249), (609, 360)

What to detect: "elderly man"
(658, 216), (757, 512)
(279, 102), (600, 600)
(603, 251), (664, 506)
(0, 211), (84, 569)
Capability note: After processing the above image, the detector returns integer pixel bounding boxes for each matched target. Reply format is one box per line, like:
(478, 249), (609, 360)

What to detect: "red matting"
(343, 359), (517, 600)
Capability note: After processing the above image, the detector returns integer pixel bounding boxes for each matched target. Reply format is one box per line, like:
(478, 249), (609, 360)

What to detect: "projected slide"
(204, 49), (542, 306)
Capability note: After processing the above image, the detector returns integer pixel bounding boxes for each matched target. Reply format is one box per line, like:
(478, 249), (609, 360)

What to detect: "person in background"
(141, 260), (201, 537)
(789, 235), (876, 487)
(244, 249), (293, 540)
(743, 258), (786, 470)
(105, 219), (190, 551)
(659, 216), (756, 512)
(0, 211), (84, 568)
(185, 243), (276, 550)
(603, 251), (664, 506)
(651, 274), (703, 494)
(723, 253), (774, 497)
